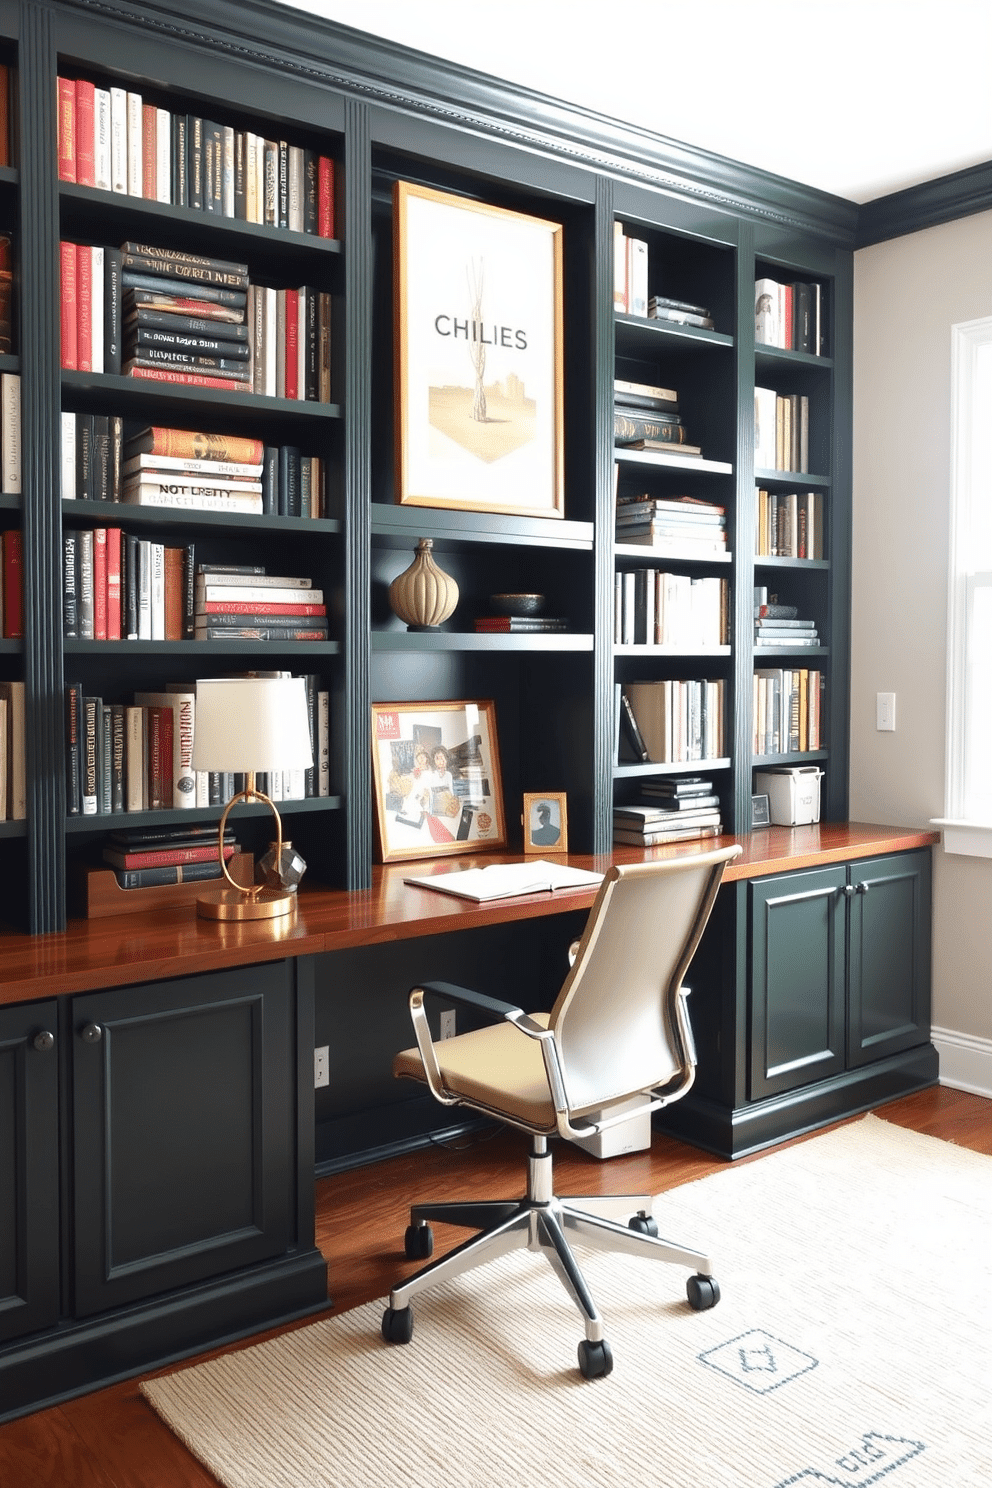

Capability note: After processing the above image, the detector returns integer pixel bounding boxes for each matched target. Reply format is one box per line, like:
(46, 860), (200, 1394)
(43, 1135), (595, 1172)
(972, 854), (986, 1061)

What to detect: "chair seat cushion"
(393, 1014), (557, 1130)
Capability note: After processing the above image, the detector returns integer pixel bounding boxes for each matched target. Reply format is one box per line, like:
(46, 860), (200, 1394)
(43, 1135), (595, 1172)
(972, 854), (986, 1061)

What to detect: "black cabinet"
(749, 850), (932, 1101)
(72, 963), (296, 1317)
(0, 1001), (59, 1344)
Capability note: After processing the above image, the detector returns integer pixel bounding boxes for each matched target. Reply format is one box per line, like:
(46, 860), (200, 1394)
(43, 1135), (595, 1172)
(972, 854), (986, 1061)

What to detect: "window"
(936, 316), (992, 855)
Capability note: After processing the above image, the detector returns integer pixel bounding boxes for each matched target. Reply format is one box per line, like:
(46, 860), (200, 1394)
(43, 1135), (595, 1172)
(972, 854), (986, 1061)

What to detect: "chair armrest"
(414, 979), (525, 1022)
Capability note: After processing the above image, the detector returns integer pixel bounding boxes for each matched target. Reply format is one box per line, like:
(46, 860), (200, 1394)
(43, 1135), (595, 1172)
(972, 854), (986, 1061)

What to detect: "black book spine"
(77, 413), (94, 502)
(116, 859), (226, 889)
(620, 691), (650, 762)
(173, 112), (187, 208)
(65, 682), (82, 816)
(279, 445), (301, 517)
(187, 115), (203, 210)
(182, 542), (196, 639)
(203, 122), (223, 213)
(120, 253), (249, 290)
(63, 532), (78, 636)
(104, 247), (122, 375)
(109, 415), (123, 503)
(111, 704), (126, 813)
(262, 445), (279, 516)
(304, 673), (317, 796)
(304, 285), (318, 401)
(130, 327), (251, 357)
(234, 130), (247, 220)
(127, 308), (249, 340)
(304, 148), (318, 234)
(124, 533), (139, 639)
(100, 703), (113, 813)
(794, 281), (813, 353)
(92, 415), (110, 501)
(278, 141), (289, 228)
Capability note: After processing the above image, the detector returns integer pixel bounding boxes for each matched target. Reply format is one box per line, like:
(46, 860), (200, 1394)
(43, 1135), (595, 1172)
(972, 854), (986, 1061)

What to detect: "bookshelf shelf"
(64, 795), (343, 832)
(755, 555), (830, 571)
(755, 344), (833, 372)
(752, 750), (828, 767)
(614, 543), (732, 565)
(372, 631), (593, 653)
(64, 639), (340, 657)
(615, 312), (735, 353)
(614, 758), (732, 780)
(614, 644), (731, 658)
(615, 448), (734, 477)
(371, 503), (593, 553)
(61, 499), (341, 536)
(61, 371), (342, 423)
(755, 467), (830, 488)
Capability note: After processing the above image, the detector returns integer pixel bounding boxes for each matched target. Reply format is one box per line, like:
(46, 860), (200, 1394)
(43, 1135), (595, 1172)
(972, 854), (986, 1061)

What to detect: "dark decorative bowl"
(489, 593), (546, 617)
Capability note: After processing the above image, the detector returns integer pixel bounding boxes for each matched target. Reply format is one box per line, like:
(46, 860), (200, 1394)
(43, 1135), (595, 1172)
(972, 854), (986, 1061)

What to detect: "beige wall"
(852, 210), (992, 1057)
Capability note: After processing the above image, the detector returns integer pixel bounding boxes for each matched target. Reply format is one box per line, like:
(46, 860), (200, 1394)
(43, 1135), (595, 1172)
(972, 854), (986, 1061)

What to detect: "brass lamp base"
(196, 884), (297, 921)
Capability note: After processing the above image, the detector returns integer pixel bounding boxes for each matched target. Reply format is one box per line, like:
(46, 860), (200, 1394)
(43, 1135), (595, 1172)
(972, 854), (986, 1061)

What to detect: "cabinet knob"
(80, 1022), (103, 1044)
(858, 881), (870, 894)
(32, 1030), (55, 1052)
(842, 884), (856, 898)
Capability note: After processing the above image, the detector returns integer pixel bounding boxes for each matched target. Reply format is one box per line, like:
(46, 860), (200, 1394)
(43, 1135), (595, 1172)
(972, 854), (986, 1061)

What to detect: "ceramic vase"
(388, 538), (459, 630)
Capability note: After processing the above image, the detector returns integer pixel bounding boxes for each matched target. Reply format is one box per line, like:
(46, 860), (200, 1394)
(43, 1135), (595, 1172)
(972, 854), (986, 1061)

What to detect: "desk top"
(0, 822), (938, 1007)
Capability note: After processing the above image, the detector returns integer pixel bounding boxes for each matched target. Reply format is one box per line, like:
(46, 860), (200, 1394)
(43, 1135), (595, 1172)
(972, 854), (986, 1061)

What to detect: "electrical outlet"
(876, 692), (896, 731)
(314, 1045), (330, 1088)
(439, 1009), (457, 1041)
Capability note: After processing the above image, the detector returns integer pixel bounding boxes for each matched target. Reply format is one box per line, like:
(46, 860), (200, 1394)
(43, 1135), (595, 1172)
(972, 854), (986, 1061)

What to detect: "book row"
(756, 489), (825, 560)
(753, 667), (825, 755)
(613, 774), (723, 848)
(618, 679), (727, 765)
(60, 415), (328, 518)
(614, 570), (729, 649)
(754, 387), (812, 473)
(59, 241), (333, 401)
(613, 227), (715, 329)
(755, 276), (827, 356)
(0, 679), (25, 821)
(63, 540), (328, 643)
(0, 528), (21, 639)
(57, 76), (335, 237)
(65, 674), (329, 816)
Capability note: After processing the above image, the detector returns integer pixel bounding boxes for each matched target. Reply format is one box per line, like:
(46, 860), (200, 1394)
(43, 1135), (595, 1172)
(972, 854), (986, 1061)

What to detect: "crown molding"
(855, 160), (992, 248)
(61, 0), (859, 246)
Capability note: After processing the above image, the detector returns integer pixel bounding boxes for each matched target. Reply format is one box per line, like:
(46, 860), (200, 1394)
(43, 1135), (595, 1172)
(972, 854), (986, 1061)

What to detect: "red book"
(57, 77), (76, 182)
(145, 705), (176, 809)
(163, 546), (184, 640)
(106, 527), (122, 640)
(92, 526), (108, 640)
(196, 600), (327, 616)
(77, 244), (93, 372)
(782, 284), (794, 350)
(60, 241), (78, 370)
(124, 366), (246, 391)
(2, 528), (23, 638)
(104, 842), (236, 870)
(317, 155), (334, 238)
(75, 80), (96, 187)
(0, 64), (10, 169)
(142, 103), (157, 200)
(284, 288), (299, 401)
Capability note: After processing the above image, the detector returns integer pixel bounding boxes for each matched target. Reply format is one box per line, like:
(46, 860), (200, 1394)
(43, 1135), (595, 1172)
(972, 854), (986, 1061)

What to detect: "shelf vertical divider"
(20, 5), (65, 931)
(342, 98), (373, 889)
(593, 176), (616, 856)
(732, 221), (757, 833)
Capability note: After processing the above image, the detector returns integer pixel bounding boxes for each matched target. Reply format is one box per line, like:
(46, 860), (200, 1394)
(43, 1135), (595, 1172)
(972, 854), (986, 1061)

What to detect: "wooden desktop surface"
(0, 822), (939, 1007)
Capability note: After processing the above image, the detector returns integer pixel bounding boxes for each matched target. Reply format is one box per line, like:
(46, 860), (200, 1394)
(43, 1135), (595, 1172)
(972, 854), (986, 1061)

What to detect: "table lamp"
(191, 677), (313, 921)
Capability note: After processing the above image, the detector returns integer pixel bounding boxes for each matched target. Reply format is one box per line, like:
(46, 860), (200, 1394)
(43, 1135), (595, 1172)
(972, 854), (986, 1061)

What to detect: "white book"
(195, 770), (210, 808)
(263, 286), (277, 396)
(222, 125), (235, 216)
(61, 411), (77, 499)
(626, 237), (648, 317)
(156, 108), (171, 202)
(754, 386), (778, 470)
(195, 572), (311, 588)
(288, 145), (304, 232)
(150, 542), (165, 640)
(138, 539), (152, 640)
(125, 705), (146, 811)
(317, 690), (329, 796)
(94, 88), (112, 190)
(89, 248), (104, 373)
(122, 453), (263, 480)
(124, 474), (263, 497)
(267, 767), (283, 801)
(1, 373), (20, 494)
(136, 691), (196, 808)
(197, 584), (323, 605)
(126, 92), (143, 195)
(245, 133), (259, 223)
(78, 529), (95, 639)
(297, 287), (306, 399)
(124, 488), (263, 514)
(287, 767), (306, 801)
(110, 86), (128, 193)
(0, 682), (26, 820)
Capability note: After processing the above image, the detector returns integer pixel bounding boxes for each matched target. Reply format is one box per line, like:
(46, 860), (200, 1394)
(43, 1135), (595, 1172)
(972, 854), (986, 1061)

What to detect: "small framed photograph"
(393, 179), (564, 519)
(752, 793), (771, 828)
(371, 700), (506, 863)
(522, 792), (568, 854)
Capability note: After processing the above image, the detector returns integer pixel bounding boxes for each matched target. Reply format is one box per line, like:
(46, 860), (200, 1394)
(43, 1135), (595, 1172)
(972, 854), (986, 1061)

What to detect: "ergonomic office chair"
(381, 843), (743, 1378)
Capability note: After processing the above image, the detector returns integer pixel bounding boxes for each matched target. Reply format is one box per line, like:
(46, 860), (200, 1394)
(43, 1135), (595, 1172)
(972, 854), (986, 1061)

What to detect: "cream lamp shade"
(191, 677), (314, 773)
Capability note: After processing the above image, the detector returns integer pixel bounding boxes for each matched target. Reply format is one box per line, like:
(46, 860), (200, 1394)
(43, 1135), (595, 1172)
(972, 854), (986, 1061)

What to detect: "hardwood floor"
(2, 1086), (989, 1488)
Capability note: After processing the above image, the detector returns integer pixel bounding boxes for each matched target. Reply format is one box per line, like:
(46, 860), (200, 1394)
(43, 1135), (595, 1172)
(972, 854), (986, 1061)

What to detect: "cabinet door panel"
(848, 851), (930, 1067)
(750, 867), (847, 1100)
(0, 1003), (59, 1343)
(72, 963), (294, 1318)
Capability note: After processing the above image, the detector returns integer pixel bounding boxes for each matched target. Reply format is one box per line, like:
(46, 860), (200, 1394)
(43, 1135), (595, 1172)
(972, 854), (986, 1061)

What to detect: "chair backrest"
(547, 845), (742, 1117)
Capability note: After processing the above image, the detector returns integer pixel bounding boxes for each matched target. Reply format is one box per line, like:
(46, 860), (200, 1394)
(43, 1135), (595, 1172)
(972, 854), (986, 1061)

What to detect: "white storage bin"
(754, 766), (823, 826)
(570, 1095), (652, 1158)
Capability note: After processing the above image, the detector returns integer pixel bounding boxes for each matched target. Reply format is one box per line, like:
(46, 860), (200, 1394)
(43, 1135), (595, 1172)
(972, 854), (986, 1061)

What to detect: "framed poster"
(393, 180), (564, 519)
(522, 792), (568, 853)
(371, 700), (506, 863)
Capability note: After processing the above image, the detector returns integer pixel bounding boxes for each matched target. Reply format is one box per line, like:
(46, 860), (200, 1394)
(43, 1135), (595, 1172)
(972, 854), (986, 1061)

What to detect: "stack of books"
(754, 597), (820, 649)
(101, 824), (239, 891)
(648, 295), (714, 330)
(122, 425), (263, 514)
(120, 242), (251, 389)
(613, 776), (723, 846)
(473, 616), (567, 634)
(615, 494), (727, 553)
(614, 377), (697, 453)
(194, 565), (328, 642)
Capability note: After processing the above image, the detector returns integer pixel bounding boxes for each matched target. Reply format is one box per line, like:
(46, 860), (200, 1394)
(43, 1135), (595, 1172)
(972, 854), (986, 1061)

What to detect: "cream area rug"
(142, 1115), (992, 1488)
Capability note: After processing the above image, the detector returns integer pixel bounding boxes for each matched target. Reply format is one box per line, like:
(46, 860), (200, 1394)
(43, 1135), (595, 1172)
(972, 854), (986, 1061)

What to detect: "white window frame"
(933, 315), (992, 856)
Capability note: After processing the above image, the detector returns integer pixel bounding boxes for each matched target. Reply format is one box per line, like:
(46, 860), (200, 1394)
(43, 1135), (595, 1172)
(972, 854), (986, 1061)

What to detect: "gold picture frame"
(522, 792), (568, 854)
(393, 180), (564, 519)
(371, 700), (507, 863)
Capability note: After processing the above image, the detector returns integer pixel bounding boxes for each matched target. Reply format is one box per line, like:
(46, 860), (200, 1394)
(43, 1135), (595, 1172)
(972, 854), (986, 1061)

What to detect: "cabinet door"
(848, 851), (931, 1068)
(0, 1002), (59, 1343)
(750, 866), (847, 1100)
(72, 963), (295, 1318)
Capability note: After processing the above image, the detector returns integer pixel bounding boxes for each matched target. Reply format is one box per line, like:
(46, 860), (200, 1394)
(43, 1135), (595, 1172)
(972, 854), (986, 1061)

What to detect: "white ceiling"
(284, 0), (992, 204)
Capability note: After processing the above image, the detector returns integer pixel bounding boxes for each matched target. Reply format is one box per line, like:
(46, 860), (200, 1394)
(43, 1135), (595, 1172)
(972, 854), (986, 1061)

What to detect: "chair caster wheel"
(687, 1274), (720, 1311)
(628, 1212), (659, 1237)
(577, 1338), (614, 1379)
(404, 1223), (434, 1260)
(381, 1305), (414, 1344)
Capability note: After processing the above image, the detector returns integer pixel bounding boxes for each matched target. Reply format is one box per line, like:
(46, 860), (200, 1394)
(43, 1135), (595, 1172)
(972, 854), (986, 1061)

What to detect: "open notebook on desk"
(404, 860), (604, 902)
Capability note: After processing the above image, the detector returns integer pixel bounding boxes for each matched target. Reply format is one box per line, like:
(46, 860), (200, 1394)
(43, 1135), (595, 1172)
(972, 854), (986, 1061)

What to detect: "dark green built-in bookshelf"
(0, 0), (867, 933)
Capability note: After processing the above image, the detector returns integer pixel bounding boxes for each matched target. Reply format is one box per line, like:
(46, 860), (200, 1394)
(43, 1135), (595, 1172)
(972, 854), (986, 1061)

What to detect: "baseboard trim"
(933, 1026), (992, 1098)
